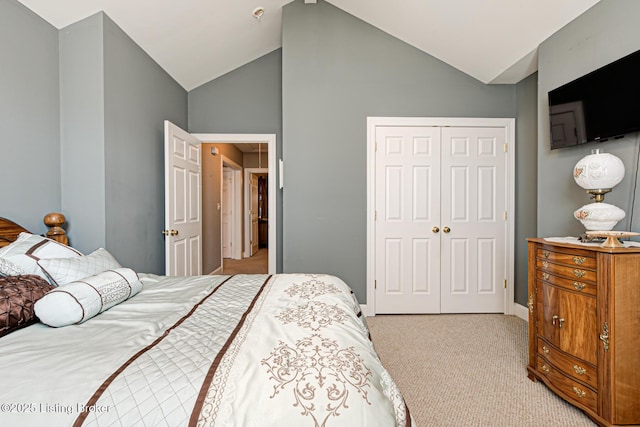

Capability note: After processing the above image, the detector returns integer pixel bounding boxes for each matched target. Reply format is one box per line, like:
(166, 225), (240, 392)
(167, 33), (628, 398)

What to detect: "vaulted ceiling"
(16, 0), (600, 91)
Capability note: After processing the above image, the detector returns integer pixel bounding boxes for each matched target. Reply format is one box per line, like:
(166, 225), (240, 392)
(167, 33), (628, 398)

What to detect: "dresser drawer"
(537, 258), (596, 283)
(537, 338), (597, 389)
(536, 357), (597, 413)
(537, 248), (596, 269)
(536, 270), (596, 296)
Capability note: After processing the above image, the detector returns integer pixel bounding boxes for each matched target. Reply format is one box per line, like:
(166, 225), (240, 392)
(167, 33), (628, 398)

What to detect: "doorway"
(244, 168), (268, 258)
(221, 157), (242, 262)
(194, 133), (276, 275)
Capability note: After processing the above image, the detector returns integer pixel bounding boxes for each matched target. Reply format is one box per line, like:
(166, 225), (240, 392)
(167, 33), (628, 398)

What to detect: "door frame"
(366, 117), (515, 317)
(221, 156), (243, 262)
(244, 167), (268, 258)
(193, 133), (277, 274)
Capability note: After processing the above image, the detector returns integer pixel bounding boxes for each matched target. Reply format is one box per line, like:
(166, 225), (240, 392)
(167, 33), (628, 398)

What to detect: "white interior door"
(250, 174), (259, 256)
(222, 167), (232, 258)
(164, 120), (202, 276)
(374, 126), (442, 313)
(440, 127), (506, 313)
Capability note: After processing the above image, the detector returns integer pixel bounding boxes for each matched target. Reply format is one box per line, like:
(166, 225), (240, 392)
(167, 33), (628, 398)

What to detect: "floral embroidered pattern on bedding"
(262, 276), (372, 426)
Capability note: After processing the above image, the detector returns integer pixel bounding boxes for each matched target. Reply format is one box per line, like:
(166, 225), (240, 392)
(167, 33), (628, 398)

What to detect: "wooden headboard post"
(0, 213), (69, 247)
(44, 212), (69, 245)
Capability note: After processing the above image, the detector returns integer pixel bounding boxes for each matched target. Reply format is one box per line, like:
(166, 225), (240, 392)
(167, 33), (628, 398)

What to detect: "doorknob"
(432, 226), (440, 233)
(443, 226), (451, 233)
(162, 229), (179, 236)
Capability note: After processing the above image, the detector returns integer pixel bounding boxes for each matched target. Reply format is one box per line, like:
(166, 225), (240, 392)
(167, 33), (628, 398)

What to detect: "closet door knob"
(432, 226), (440, 233)
(443, 226), (451, 233)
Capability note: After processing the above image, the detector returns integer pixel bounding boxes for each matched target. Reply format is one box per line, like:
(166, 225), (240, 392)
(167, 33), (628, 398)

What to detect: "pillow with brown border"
(0, 232), (82, 282)
(0, 275), (54, 337)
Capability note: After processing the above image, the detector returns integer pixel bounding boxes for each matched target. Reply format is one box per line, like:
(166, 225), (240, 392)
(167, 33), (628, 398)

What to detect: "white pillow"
(38, 248), (122, 286)
(0, 233), (82, 281)
(0, 257), (29, 276)
(34, 268), (141, 327)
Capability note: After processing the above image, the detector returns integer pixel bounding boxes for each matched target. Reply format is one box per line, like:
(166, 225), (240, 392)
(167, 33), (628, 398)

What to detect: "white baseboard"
(513, 302), (528, 322)
(363, 303), (529, 320)
(361, 304), (373, 317)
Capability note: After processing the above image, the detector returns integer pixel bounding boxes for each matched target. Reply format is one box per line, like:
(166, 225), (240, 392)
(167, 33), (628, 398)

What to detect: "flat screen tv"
(548, 48), (640, 150)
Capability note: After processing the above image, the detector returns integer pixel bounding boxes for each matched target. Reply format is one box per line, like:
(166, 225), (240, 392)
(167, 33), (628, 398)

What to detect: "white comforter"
(0, 273), (411, 427)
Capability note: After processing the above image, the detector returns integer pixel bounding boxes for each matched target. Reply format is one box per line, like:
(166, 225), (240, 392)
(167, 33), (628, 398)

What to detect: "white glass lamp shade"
(574, 202), (626, 231)
(573, 150), (625, 190)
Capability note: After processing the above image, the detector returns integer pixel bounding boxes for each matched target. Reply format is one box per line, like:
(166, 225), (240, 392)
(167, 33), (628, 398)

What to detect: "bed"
(0, 215), (412, 427)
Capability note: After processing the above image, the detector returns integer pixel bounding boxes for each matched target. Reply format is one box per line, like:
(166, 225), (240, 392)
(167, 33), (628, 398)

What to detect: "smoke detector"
(252, 7), (265, 20)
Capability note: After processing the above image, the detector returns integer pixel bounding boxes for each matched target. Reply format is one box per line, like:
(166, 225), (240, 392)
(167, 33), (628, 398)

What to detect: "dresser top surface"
(528, 237), (640, 254)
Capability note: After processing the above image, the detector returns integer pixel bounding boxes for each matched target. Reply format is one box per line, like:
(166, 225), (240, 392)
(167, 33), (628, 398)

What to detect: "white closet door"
(374, 126), (442, 313)
(440, 127), (506, 313)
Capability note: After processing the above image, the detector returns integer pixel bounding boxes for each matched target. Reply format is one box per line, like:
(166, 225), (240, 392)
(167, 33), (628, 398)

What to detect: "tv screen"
(548, 49), (640, 150)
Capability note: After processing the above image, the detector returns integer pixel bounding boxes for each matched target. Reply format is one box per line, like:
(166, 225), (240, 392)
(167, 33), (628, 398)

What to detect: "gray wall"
(281, 0), (517, 303)
(59, 13), (107, 252)
(537, 0), (640, 237)
(0, 0), (60, 234)
(59, 12), (187, 273)
(188, 49), (283, 272)
(515, 73), (538, 305)
(103, 15), (187, 274)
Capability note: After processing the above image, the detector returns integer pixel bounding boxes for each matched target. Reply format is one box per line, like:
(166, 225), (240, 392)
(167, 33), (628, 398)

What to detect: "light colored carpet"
(222, 248), (268, 274)
(366, 314), (597, 427)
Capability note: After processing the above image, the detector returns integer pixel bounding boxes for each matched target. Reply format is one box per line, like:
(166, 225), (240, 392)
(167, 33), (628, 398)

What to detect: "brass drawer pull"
(541, 365), (550, 374)
(543, 250), (550, 258)
(542, 261), (549, 269)
(573, 269), (586, 278)
(543, 273), (550, 281)
(573, 256), (586, 265)
(600, 321), (609, 351)
(573, 282), (586, 291)
(573, 365), (586, 376)
(542, 345), (549, 354)
(573, 386), (586, 398)
(528, 293), (534, 314)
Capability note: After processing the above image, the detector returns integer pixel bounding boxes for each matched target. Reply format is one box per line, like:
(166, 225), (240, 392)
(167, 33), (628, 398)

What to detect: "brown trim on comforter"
(73, 275), (235, 427)
(188, 275), (272, 426)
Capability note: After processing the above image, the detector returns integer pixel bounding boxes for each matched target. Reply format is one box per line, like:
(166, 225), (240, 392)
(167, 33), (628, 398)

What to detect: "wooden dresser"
(527, 238), (640, 426)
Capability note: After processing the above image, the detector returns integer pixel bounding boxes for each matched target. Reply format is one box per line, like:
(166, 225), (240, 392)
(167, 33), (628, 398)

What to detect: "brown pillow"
(0, 275), (54, 337)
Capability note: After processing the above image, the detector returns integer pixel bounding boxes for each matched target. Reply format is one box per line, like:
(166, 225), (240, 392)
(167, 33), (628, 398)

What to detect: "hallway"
(222, 249), (268, 274)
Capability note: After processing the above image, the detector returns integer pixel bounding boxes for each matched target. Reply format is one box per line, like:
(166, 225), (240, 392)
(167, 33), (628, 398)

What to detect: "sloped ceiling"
(16, 0), (600, 91)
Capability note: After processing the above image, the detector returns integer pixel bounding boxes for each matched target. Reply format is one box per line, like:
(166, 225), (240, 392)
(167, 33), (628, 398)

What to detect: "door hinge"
(374, 280), (377, 289)
(504, 279), (507, 289)
(504, 211), (507, 221)
(375, 211), (377, 221)
(375, 141), (378, 152)
(504, 143), (508, 153)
